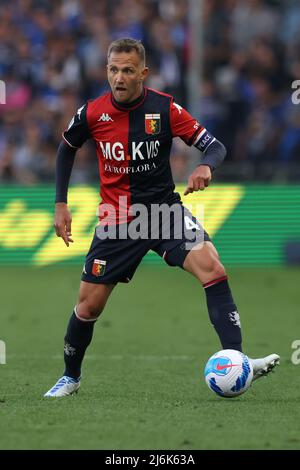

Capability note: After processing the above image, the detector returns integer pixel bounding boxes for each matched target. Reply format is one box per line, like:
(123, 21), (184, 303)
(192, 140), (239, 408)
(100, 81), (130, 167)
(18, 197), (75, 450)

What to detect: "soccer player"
(44, 39), (279, 397)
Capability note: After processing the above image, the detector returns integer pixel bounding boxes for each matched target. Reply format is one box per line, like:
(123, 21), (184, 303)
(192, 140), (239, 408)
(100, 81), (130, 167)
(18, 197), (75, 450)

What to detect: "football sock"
(203, 276), (242, 352)
(63, 309), (96, 380)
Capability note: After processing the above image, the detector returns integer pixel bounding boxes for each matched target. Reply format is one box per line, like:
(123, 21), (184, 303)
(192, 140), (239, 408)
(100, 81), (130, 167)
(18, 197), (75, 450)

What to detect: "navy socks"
(204, 276), (242, 352)
(63, 309), (96, 380)
(63, 276), (242, 380)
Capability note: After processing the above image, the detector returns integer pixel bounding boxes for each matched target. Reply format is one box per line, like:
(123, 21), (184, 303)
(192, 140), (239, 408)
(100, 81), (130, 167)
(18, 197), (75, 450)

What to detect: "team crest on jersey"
(92, 259), (106, 277)
(145, 114), (161, 135)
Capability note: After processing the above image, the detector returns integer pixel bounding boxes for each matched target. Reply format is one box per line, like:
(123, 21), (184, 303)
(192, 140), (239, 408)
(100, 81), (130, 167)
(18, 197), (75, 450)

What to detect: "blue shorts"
(81, 204), (210, 284)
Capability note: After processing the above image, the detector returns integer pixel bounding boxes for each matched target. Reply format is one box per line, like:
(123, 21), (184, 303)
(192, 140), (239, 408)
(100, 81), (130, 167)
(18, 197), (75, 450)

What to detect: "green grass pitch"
(0, 264), (299, 450)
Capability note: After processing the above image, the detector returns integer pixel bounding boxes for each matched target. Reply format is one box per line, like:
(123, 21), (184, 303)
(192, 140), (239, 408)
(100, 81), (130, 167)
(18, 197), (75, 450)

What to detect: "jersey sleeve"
(62, 103), (90, 148)
(169, 100), (204, 146)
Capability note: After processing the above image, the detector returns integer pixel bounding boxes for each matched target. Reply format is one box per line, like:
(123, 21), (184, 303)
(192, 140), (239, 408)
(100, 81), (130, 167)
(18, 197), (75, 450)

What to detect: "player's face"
(107, 51), (148, 103)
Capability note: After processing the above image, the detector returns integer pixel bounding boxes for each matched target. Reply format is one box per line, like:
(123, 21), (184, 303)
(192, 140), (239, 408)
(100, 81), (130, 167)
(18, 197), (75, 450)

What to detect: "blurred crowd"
(198, 0), (300, 182)
(0, 0), (300, 185)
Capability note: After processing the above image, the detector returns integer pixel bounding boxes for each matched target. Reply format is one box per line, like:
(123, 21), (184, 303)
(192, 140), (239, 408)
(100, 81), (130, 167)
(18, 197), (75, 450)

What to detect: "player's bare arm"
(54, 202), (73, 247)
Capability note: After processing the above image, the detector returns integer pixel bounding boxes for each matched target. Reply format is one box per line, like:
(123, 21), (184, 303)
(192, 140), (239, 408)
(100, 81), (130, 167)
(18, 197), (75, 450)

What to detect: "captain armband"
(193, 129), (227, 170)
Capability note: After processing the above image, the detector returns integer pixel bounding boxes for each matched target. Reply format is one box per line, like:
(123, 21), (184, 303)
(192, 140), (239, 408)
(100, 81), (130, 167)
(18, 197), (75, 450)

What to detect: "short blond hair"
(107, 38), (145, 65)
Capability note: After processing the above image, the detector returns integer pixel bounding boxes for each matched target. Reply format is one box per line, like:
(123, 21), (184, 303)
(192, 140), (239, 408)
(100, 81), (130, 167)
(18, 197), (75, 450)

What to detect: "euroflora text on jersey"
(95, 195), (205, 250)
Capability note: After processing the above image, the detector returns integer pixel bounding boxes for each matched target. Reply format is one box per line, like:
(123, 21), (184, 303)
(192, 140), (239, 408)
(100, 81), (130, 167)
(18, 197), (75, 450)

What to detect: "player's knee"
(202, 244), (226, 279)
(194, 256), (226, 283)
(76, 299), (105, 320)
(198, 256), (225, 279)
(209, 259), (226, 280)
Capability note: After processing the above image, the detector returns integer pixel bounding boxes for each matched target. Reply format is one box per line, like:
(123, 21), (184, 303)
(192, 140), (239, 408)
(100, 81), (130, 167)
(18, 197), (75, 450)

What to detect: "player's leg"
(152, 205), (241, 351)
(183, 241), (243, 352)
(155, 204), (279, 380)
(44, 227), (151, 397)
(183, 241), (280, 379)
(44, 282), (115, 397)
(63, 281), (115, 381)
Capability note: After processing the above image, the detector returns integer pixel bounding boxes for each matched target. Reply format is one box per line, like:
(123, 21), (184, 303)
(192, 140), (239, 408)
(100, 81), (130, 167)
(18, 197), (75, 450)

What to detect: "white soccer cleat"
(44, 376), (80, 397)
(250, 354), (280, 381)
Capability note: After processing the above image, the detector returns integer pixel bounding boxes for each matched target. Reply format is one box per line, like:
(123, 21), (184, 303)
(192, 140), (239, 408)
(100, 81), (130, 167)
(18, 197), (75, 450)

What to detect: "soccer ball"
(204, 349), (253, 398)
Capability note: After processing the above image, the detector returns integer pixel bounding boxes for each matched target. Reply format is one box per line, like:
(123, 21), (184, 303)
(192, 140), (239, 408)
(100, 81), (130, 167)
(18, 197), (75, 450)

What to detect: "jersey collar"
(111, 87), (147, 111)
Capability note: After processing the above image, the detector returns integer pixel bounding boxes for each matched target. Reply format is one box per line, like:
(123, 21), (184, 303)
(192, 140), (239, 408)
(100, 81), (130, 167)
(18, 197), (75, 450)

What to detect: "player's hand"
(54, 203), (74, 247)
(184, 165), (212, 196)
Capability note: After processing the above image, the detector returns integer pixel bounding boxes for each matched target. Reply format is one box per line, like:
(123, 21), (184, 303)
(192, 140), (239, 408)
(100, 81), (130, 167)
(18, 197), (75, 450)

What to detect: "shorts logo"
(92, 259), (106, 277)
(145, 114), (161, 135)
